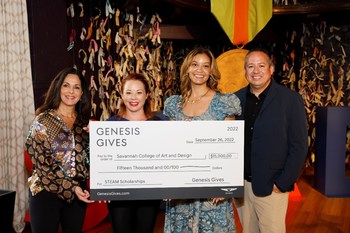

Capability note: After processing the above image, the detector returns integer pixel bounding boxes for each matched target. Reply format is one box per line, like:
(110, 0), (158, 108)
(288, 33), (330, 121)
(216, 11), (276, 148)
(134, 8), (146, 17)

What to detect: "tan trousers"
(234, 180), (289, 233)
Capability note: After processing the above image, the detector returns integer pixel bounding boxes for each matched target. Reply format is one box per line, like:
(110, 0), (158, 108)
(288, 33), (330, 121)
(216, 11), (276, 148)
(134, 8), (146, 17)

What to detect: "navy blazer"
(235, 79), (308, 196)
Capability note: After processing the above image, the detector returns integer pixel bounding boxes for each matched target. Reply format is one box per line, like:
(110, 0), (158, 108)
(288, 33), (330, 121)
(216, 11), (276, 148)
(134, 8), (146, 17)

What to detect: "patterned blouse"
(25, 109), (89, 203)
(164, 92), (241, 120)
(163, 92), (241, 233)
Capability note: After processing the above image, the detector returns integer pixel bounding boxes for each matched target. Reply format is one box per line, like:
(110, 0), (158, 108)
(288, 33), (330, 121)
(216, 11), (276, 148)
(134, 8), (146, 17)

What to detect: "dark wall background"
(26, 0), (72, 108)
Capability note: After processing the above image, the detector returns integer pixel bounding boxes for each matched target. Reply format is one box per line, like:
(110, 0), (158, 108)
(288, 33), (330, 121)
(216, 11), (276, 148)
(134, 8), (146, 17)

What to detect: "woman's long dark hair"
(35, 67), (91, 120)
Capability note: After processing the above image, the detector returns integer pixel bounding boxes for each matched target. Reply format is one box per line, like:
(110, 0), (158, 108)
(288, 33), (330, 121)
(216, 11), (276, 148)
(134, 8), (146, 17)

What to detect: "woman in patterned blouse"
(163, 47), (241, 233)
(25, 67), (92, 233)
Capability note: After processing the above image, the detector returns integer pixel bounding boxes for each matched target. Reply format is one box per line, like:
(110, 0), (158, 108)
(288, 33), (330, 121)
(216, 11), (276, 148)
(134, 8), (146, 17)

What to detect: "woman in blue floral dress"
(163, 47), (241, 233)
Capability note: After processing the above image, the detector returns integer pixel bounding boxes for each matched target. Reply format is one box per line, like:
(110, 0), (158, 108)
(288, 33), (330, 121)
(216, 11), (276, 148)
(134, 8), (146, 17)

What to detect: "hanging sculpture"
(278, 20), (350, 167)
(66, 0), (180, 120)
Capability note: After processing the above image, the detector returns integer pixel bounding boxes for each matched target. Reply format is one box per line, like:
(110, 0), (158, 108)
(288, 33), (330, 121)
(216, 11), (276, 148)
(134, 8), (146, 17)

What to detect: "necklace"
(187, 89), (210, 104)
(57, 110), (77, 118)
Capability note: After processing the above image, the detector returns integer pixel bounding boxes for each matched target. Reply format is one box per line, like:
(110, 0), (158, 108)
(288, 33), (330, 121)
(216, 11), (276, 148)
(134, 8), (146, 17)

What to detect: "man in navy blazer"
(234, 48), (308, 233)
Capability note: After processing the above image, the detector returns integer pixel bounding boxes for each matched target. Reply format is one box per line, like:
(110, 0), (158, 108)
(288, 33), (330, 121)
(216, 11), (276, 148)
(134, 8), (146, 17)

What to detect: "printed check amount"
(89, 120), (244, 200)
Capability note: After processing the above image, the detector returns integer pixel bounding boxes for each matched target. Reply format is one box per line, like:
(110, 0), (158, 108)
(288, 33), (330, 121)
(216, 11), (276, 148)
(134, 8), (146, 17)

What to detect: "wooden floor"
(284, 169), (350, 233)
(23, 168), (350, 233)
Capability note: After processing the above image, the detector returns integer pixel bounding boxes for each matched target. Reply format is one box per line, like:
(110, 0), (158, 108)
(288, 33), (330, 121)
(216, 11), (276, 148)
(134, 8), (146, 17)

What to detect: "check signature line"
(183, 182), (231, 185)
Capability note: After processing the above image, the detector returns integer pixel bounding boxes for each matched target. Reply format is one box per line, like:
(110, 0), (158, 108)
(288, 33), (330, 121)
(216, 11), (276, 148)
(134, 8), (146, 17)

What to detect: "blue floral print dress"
(163, 92), (241, 233)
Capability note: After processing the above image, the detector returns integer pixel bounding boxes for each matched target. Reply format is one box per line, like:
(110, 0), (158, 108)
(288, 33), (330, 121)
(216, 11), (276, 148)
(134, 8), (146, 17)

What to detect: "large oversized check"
(89, 120), (244, 200)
